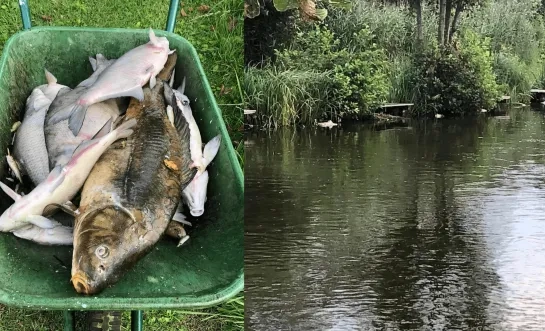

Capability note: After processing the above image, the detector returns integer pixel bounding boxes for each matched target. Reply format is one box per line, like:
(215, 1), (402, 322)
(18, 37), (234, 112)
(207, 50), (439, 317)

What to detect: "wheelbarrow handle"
(18, 0), (180, 32)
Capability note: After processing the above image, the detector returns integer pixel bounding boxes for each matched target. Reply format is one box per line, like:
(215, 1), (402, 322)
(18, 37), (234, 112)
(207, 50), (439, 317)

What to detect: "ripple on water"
(245, 110), (545, 330)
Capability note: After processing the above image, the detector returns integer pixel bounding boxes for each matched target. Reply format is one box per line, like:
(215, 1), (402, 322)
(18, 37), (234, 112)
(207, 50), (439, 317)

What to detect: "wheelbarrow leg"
(63, 311), (75, 331)
(131, 310), (143, 331)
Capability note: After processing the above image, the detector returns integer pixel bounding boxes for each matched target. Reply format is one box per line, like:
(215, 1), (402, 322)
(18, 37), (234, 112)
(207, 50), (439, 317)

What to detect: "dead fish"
(45, 55), (123, 169)
(0, 118), (137, 245)
(12, 70), (67, 185)
(164, 82), (221, 217)
(68, 28), (174, 136)
(71, 78), (195, 295)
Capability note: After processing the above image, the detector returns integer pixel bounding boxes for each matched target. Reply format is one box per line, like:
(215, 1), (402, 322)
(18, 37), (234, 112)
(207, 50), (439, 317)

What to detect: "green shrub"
(409, 30), (500, 115)
(275, 25), (390, 118)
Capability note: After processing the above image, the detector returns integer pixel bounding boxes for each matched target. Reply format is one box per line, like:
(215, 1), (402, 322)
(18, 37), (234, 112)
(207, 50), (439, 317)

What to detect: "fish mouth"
(190, 209), (204, 217)
(71, 271), (92, 294)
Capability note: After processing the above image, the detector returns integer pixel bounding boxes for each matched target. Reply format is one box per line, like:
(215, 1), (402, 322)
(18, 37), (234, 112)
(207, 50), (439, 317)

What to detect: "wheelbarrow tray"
(0, 27), (243, 310)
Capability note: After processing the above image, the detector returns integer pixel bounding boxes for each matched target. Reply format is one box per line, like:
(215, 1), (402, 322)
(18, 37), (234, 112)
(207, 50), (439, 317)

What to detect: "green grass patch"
(0, 0), (243, 329)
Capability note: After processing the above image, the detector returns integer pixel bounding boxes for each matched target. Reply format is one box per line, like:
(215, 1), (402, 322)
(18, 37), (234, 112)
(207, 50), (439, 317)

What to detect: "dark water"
(245, 107), (545, 331)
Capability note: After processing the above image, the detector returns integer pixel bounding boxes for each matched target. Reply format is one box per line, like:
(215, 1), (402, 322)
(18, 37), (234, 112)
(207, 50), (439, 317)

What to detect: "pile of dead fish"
(0, 28), (221, 295)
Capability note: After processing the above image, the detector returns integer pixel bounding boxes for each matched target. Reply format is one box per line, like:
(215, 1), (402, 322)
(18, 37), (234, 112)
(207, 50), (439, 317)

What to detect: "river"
(245, 107), (545, 330)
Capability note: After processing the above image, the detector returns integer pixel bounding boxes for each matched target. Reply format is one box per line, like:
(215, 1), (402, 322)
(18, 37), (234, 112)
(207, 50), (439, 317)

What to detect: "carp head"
(71, 206), (152, 295)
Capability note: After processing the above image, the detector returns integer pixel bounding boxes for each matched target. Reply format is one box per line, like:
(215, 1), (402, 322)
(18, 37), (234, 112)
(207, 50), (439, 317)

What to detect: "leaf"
(315, 8), (328, 20)
(299, 0), (327, 21)
(197, 4), (210, 13)
(220, 84), (233, 95)
(328, 0), (352, 10)
(272, 0), (299, 12)
(228, 16), (237, 32)
(180, 8), (188, 16)
(244, 0), (261, 18)
(41, 15), (52, 22)
(164, 160), (179, 171)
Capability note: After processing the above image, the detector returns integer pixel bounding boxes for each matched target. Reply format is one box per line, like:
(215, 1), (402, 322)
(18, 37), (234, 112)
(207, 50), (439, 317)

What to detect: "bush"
(275, 25), (390, 118)
(409, 30), (500, 115)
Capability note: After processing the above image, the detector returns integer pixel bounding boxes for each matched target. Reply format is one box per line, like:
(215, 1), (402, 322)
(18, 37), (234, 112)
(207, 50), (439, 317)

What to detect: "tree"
(244, 0), (351, 20)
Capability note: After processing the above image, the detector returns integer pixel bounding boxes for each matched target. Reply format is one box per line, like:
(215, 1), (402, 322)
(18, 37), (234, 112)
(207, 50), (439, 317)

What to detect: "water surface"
(245, 108), (545, 330)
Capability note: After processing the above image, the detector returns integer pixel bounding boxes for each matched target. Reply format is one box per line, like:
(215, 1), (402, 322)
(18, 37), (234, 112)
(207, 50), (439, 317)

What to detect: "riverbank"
(244, 0), (545, 128)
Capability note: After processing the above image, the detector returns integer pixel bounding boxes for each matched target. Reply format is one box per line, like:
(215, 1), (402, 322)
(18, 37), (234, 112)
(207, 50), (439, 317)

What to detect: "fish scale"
(124, 111), (169, 206)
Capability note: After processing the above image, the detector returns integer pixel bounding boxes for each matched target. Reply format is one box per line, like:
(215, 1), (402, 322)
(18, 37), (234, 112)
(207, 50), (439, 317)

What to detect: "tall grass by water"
(245, 66), (332, 127)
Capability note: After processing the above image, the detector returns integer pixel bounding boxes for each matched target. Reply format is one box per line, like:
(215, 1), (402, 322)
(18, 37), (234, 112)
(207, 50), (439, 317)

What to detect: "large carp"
(70, 54), (196, 294)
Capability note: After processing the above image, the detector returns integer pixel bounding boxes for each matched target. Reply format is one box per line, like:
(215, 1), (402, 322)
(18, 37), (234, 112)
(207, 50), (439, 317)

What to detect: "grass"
(0, 0), (243, 330)
(244, 65), (333, 127)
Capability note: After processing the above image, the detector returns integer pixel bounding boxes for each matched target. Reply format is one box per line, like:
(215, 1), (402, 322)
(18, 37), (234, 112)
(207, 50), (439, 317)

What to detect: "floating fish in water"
(45, 54), (125, 169)
(12, 69), (67, 185)
(68, 28), (174, 136)
(71, 66), (195, 294)
(164, 82), (221, 217)
(0, 118), (137, 245)
(317, 120), (338, 128)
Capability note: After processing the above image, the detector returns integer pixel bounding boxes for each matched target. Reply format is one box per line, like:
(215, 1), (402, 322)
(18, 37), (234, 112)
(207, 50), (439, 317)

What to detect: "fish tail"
(68, 103), (87, 136)
(114, 118), (138, 140)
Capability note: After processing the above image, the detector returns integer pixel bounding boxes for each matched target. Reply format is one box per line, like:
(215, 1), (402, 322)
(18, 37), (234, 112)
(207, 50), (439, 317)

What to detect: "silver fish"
(0, 118), (137, 245)
(164, 82), (221, 217)
(68, 28), (174, 136)
(12, 70), (67, 185)
(45, 55), (123, 169)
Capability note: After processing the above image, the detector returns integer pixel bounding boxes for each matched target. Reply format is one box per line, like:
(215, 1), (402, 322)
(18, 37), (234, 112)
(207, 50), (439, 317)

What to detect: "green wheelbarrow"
(0, 1), (244, 330)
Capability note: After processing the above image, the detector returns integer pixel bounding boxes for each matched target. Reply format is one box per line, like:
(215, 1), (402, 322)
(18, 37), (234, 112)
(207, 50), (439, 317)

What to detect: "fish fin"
(150, 75), (157, 89)
(46, 165), (67, 193)
(6, 154), (23, 183)
(96, 53), (106, 63)
(169, 68), (175, 87)
(44, 69), (57, 85)
(43, 203), (77, 217)
(42, 204), (58, 216)
(114, 118), (138, 140)
(181, 168), (198, 192)
(68, 103), (87, 136)
(92, 117), (114, 139)
(127, 85), (145, 102)
(203, 135), (221, 168)
(89, 56), (97, 71)
(173, 212), (192, 226)
(178, 76), (186, 94)
(72, 139), (96, 159)
(149, 27), (158, 45)
(27, 215), (58, 229)
(112, 115), (125, 128)
(164, 82), (175, 106)
(166, 105), (174, 125)
(177, 235), (190, 247)
(13, 223), (73, 245)
(0, 181), (21, 201)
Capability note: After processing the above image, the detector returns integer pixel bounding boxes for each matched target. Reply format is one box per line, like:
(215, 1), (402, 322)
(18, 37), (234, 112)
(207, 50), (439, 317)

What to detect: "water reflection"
(245, 108), (545, 330)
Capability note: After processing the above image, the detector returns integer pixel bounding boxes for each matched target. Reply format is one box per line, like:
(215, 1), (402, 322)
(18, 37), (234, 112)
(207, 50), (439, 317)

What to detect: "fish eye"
(95, 245), (109, 259)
